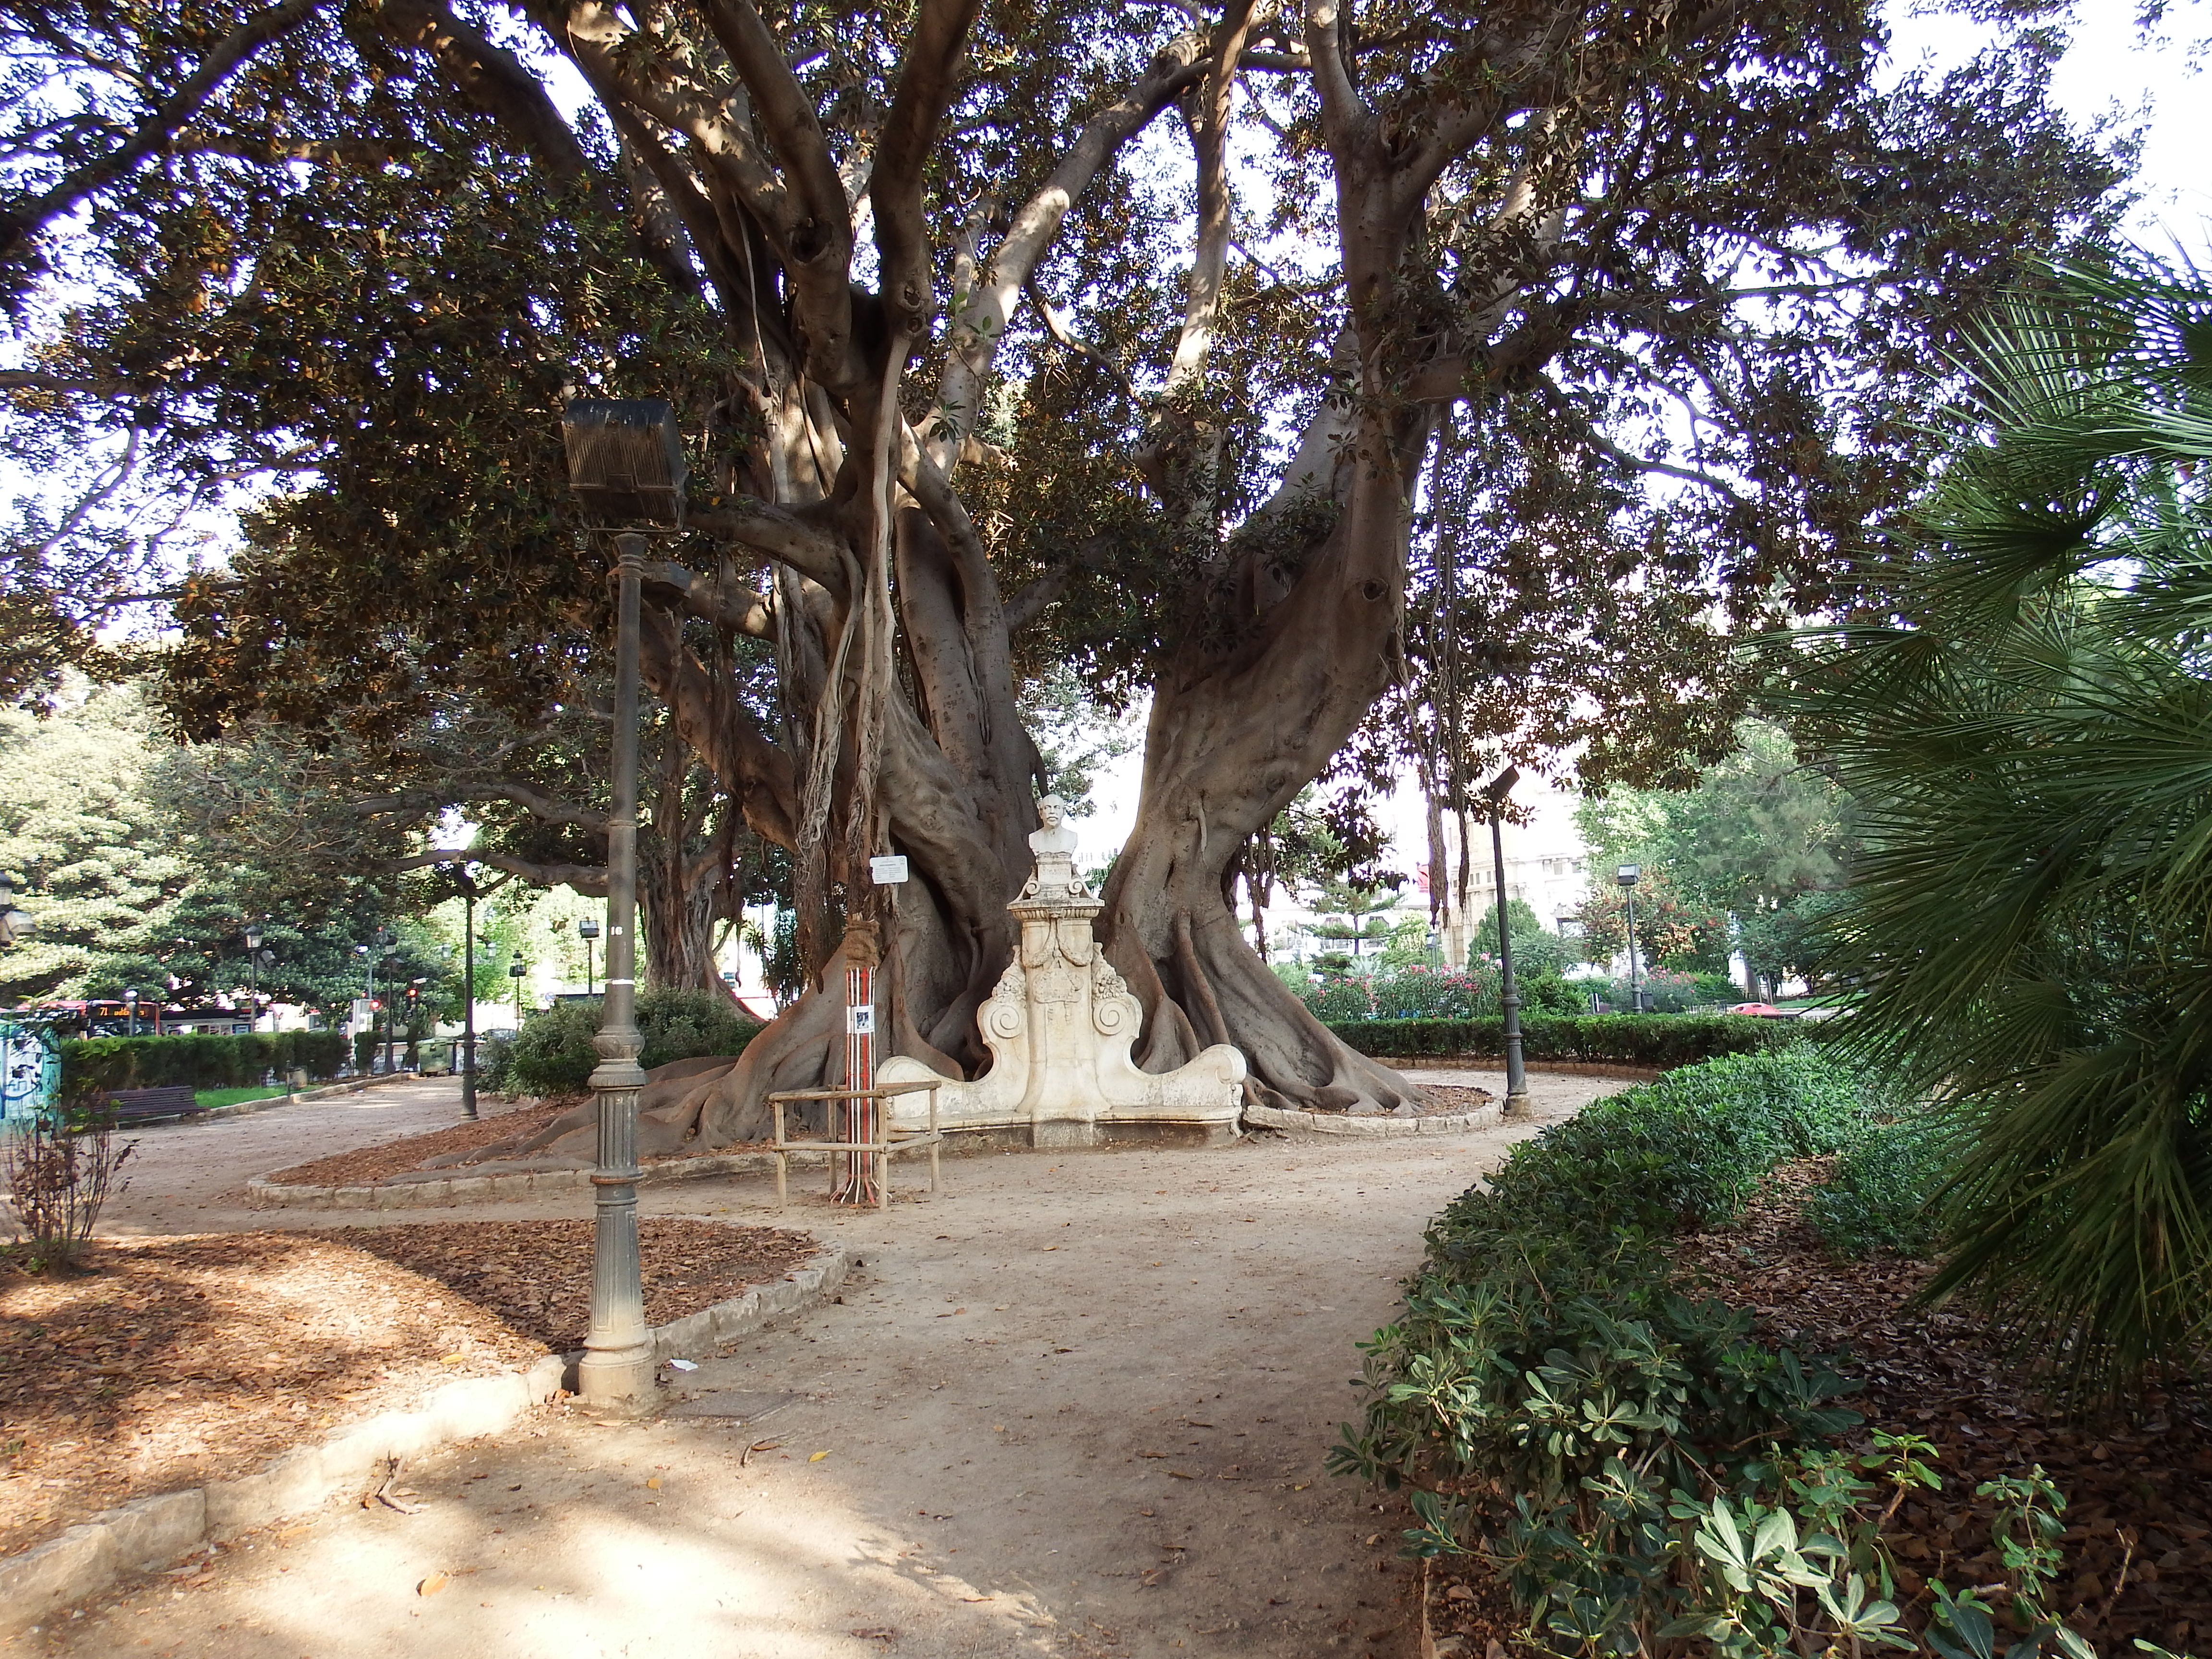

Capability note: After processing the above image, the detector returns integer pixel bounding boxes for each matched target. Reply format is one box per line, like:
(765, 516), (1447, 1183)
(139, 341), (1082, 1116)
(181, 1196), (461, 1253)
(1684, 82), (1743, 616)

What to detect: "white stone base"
(878, 866), (1244, 1147)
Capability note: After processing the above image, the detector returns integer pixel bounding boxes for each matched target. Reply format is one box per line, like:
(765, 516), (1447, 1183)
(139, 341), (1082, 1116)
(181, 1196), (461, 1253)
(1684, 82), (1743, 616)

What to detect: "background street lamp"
(243, 923), (264, 1033)
(124, 986), (139, 1038)
(562, 394), (685, 1408)
(1480, 767), (1530, 1119)
(509, 949), (527, 1022)
(441, 863), (499, 1121)
(1616, 863), (1646, 1012)
(578, 914), (601, 995)
(0, 873), (35, 948)
(374, 926), (398, 1076)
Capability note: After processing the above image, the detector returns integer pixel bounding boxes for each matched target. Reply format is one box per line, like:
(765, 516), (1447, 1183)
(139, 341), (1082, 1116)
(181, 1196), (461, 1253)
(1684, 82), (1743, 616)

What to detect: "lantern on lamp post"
(560, 394), (686, 1409)
(578, 914), (601, 996)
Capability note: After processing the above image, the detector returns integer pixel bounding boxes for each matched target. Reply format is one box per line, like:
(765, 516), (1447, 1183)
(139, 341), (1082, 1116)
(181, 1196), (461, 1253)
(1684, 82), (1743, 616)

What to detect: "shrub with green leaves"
(60, 1030), (349, 1091)
(1329, 1050), (2054, 1658)
(1805, 1112), (1957, 1260)
(502, 988), (763, 1095)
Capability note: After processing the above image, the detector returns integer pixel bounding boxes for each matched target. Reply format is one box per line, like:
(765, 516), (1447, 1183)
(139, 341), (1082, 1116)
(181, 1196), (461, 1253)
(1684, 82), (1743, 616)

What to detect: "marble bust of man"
(1029, 794), (1079, 859)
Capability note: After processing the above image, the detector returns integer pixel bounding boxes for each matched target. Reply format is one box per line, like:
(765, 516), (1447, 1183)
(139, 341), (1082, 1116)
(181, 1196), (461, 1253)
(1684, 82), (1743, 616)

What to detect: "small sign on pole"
(845, 1005), (877, 1035)
(868, 855), (909, 885)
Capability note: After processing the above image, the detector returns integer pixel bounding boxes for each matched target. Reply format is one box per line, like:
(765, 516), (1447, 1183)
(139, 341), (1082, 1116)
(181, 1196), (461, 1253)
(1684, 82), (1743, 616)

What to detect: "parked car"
(1727, 1001), (1796, 1018)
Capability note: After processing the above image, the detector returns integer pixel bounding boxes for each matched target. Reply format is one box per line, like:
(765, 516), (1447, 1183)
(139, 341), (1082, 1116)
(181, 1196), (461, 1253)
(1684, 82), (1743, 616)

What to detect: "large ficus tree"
(3, 0), (2118, 1142)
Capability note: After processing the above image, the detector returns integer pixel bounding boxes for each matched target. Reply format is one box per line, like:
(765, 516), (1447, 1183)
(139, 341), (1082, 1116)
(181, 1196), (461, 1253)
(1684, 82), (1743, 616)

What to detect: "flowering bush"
(1306, 975), (1375, 1022)
(1367, 965), (1483, 1019)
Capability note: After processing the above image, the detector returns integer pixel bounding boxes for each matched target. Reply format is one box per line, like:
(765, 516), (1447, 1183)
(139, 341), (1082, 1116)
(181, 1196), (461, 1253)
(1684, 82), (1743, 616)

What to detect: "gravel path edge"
(0, 1241), (849, 1636)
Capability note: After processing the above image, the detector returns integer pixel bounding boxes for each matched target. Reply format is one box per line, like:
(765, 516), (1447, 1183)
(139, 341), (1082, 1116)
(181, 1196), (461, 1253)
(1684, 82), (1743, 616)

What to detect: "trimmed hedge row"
(1323, 1011), (1801, 1067)
(60, 1030), (351, 1092)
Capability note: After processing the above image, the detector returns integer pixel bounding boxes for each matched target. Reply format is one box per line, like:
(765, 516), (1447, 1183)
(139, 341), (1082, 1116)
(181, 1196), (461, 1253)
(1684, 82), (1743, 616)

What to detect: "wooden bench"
(104, 1085), (205, 1123)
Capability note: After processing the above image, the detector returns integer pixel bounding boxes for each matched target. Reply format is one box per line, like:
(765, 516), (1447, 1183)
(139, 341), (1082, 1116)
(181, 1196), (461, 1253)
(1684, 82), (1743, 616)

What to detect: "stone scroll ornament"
(878, 796), (1246, 1146)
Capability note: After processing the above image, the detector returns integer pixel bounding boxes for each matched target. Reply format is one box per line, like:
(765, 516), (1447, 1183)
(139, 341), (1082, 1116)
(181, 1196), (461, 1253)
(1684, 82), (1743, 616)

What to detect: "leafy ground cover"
(1674, 1166), (2212, 1654)
(1337, 1053), (2184, 1658)
(0, 1220), (817, 1559)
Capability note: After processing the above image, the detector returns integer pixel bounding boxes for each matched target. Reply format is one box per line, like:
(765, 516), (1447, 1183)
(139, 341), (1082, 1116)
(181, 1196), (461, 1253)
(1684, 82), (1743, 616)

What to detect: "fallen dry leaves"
(1672, 1165), (2212, 1655)
(265, 1099), (580, 1187)
(324, 1219), (818, 1348)
(1, 1218), (817, 1560)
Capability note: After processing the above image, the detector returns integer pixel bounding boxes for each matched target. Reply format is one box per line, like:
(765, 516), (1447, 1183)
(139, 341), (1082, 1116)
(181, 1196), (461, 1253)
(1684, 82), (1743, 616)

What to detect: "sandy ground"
(21, 1069), (1630, 1659)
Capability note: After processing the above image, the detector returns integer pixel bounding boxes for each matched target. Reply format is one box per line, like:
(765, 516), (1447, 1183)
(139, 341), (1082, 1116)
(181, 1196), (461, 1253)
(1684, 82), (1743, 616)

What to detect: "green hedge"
(501, 987), (765, 1095)
(60, 1030), (350, 1091)
(1324, 1010), (1800, 1067)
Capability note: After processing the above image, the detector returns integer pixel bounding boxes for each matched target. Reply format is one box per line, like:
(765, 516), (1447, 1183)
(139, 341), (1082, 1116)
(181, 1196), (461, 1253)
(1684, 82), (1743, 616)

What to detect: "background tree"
(0, 0), (2126, 1140)
(1575, 717), (1859, 986)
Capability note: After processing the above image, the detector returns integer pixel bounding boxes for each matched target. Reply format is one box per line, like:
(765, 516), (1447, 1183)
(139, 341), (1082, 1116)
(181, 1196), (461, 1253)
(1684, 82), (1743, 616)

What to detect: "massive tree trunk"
(445, 0), (1489, 1163)
(1100, 397), (1431, 1114)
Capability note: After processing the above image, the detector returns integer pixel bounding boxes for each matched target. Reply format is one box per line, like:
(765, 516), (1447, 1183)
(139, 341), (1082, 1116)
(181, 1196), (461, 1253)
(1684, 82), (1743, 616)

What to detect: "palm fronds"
(1789, 248), (2212, 1397)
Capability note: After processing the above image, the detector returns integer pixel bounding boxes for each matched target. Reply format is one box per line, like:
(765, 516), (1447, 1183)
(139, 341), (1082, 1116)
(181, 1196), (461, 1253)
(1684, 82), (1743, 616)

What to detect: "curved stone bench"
(1241, 1102), (1495, 1137)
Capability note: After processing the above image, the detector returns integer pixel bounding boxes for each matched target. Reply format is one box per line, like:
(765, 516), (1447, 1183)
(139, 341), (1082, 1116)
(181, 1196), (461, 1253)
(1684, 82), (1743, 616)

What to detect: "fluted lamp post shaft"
(562, 396), (687, 1411)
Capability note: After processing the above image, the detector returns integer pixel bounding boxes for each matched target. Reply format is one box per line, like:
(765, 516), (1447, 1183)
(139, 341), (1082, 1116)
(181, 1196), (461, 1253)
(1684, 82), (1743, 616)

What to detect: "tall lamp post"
(375, 926), (397, 1076)
(444, 863), (485, 1121)
(124, 986), (139, 1038)
(561, 394), (685, 1408)
(509, 950), (527, 1022)
(579, 915), (601, 995)
(1617, 864), (1646, 1012)
(1480, 767), (1530, 1120)
(243, 924), (264, 1033)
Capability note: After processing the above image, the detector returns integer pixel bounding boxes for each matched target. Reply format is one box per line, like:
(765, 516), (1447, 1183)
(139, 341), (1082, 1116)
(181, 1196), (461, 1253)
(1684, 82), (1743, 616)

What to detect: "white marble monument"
(878, 797), (1246, 1147)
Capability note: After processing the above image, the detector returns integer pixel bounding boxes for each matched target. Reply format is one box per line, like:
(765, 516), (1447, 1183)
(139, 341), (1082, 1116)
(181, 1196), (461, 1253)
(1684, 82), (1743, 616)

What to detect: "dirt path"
(28, 1070), (1629, 1659)
(96, 1080), (539, 1235)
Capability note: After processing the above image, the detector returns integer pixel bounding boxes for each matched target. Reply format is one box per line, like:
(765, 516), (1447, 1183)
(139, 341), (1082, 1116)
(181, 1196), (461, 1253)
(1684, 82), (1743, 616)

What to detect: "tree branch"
(684, 499), (848, 590)
(368, 852), (608, 893)
(372, 0), (591, 185)
(928, 32), (1207, 470)
(2, 0), (321, 265)
(870, 0), (987, 344)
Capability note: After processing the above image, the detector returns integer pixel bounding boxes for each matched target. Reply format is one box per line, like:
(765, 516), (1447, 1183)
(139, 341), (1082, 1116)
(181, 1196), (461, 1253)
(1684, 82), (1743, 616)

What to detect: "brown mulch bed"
(265, 1096), (580, 1188)
(0, 1219), (818, 1561)
(1670, 1164), (2212, 1654)
(1415, 1085), (1498, 1116)
(321, 1219), (818, 1349)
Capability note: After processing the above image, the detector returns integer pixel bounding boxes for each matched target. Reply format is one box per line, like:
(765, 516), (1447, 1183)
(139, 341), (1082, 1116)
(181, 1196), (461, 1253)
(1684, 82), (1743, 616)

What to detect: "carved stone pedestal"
(878, 823), (1244, 1147)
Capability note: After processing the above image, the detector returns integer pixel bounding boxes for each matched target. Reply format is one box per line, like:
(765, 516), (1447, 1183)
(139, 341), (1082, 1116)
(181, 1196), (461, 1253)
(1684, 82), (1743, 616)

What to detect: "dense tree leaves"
(0, 0), (2132, 1127)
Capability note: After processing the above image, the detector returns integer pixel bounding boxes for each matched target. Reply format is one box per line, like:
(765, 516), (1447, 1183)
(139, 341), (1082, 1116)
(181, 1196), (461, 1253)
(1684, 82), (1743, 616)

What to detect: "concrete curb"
(0, 1241), (847, 1635)
(244, 1148), (782, 1211)
(1242, 1101), (1495, 1137)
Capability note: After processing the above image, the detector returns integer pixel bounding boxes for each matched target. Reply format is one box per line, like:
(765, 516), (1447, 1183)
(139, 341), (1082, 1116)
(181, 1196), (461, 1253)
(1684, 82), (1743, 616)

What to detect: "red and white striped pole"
(835, 951), (877, 1204)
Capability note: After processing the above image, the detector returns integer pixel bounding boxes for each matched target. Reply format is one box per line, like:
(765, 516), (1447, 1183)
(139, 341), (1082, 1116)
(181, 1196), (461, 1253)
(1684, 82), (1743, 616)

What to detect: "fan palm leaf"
(1784, 248), (2212, 1396)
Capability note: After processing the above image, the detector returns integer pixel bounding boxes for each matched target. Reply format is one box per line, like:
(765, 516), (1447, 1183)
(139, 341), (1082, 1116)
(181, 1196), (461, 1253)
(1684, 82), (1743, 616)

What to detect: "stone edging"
(244, 1148), (785, 1211)
(1241, 1102), (1494, 1137)
(0, 1242), (848, 1635)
